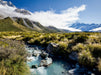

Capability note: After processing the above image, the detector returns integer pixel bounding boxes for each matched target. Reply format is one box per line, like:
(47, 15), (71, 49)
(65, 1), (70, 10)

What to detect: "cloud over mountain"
(31, 5), (86, 31)
(0, 2), (86, 31)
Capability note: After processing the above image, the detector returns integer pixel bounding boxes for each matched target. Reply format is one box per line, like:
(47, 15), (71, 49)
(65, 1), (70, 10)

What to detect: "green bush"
(72, 43), (86, 52)
(88, 44), (101, 58)
(97, 58), (101, 72)
(87, 35), (101, 44)
(57, 42), (68, 56)
(0, 39), (30, 75)
(78, 50), (95, 67)
(74, 35), (88, 43)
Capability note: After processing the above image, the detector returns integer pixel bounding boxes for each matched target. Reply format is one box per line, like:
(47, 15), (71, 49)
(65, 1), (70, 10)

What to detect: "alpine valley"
(1, 0), (101, 75)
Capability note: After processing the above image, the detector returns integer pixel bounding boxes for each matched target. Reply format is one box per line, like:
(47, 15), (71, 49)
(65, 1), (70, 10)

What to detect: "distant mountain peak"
(0, 0), (31, 16)
(70, 23), (101, 31)
(0, 0), (15, 7)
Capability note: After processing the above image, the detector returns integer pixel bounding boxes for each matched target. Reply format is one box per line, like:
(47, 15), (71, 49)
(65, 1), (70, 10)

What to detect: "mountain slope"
(47, 26), (70, 33)
(0, 17), (31, 31)
(12, 17), (69, 33)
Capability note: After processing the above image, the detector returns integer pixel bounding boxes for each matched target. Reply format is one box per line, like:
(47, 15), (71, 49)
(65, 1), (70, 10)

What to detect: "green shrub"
(97, 58), (101, 72)
(87, 35), (101, 44)
(78, 50), (95, 67)
(57, 42), (68, 56)
(75, 35), (88, 43)
(72, 43), (86, 52)
(58, 42), (68, 51)
(0, 39), (30, 75)
(88, 44), (101, 58)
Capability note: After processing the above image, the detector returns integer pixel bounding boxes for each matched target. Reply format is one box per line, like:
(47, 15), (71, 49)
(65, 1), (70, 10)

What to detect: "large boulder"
(47, 43), (59, 54)
(40, 58), (52, 67)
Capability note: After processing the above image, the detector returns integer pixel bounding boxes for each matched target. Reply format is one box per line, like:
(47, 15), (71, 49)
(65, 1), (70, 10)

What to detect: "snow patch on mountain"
(70, 23), (101, 31)
(90, 27), (101, 31)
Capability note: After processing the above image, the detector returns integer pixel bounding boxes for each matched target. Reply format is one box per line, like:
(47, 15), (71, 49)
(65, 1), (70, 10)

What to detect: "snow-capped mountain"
(0, 0), (15, 7)
(70, 23), (101, 31)
(15, 9), (31, 15)
(0, 0), (32, 17)
(90, 27), (101, 32)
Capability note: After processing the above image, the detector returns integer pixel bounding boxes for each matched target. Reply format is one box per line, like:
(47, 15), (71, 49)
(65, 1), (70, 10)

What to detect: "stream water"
(26, 45), (95, 75)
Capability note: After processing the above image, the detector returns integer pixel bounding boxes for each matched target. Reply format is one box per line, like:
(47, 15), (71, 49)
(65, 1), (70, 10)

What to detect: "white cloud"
(30, 5), (86, 31)
(0, 4), (86, 31)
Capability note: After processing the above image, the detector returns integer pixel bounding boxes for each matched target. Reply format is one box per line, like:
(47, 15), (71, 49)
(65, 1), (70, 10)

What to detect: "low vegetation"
(0, 31), (101, 73)
(0, 39), (29, 75)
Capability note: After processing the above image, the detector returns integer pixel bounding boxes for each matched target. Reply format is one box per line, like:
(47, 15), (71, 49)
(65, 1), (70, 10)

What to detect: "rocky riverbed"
(26, 45), (95, 75)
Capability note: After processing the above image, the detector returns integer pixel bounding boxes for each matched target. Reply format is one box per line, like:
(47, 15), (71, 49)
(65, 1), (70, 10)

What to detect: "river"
(26, 45), (95, 75)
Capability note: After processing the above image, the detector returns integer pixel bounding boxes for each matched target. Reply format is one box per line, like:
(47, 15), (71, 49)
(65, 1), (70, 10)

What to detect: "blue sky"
(5, 0), (101, 24)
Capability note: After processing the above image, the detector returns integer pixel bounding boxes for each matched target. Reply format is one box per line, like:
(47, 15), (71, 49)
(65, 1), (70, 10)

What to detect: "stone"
(47, 43), (59, 54)
(40, 58), (52, 67)
(32, 53), (38, 57)
(32, 50), (41, 57)
(40, 51), (49, 59)
(27, 57), (34, 61)
(31, 65), (38, 69)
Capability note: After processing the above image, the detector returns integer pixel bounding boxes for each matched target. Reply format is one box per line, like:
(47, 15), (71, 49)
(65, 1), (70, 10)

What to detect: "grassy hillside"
(0, 17), (22, 31)
(12, 22), (31, 31)
(13, 17), (67, 33)
(0, 17), (61, 32)
(15, 17), (26, 27)
(0, 17), (31, 32)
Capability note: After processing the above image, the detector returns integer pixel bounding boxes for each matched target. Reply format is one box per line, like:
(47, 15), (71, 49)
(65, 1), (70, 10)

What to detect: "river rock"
(27, 53), (32, 57)
(31, 65), (38, 69)
(27, 57), (34, 61)
(40, 51), (49, 59)
(47, 43), (59, 54)
(32, 50), (41, 57)
(32, 53), (38, 57)
(40, 58), (52, 67)
(69, 51), (78, 61)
